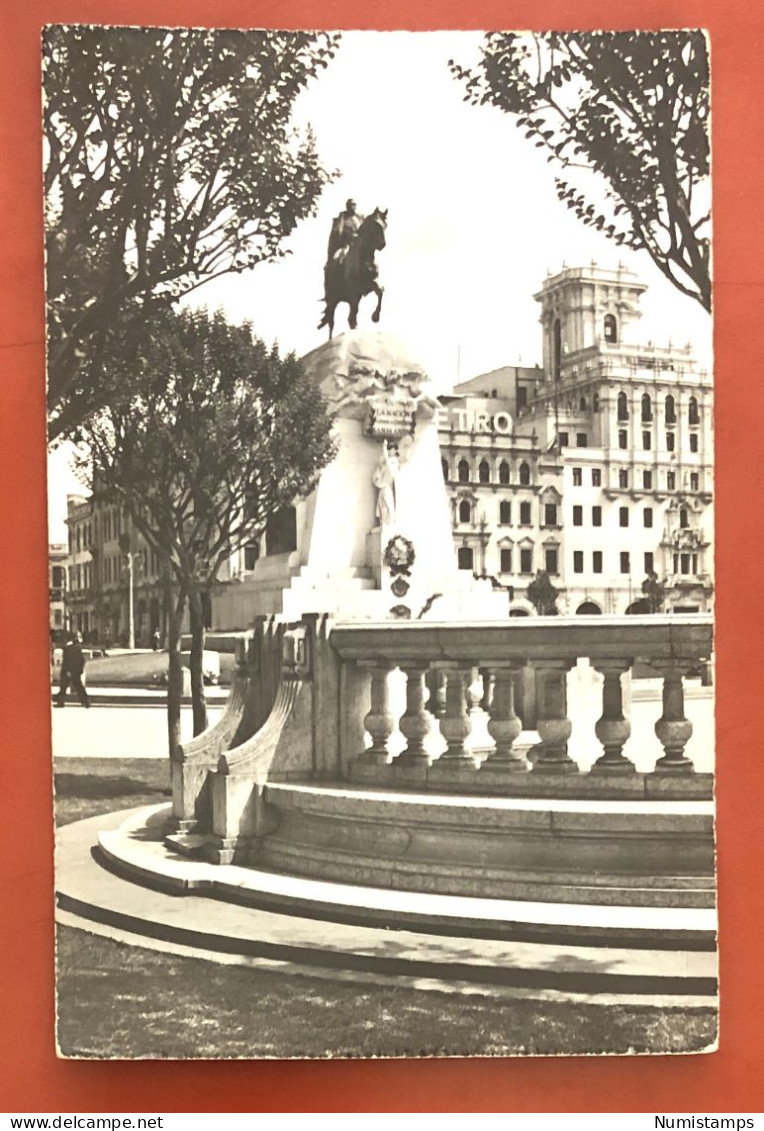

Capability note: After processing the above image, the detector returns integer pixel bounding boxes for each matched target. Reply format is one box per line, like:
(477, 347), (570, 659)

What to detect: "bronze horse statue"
(319, 208), (387, 338)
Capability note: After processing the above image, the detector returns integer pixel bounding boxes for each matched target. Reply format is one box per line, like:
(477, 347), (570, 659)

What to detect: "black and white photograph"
(46, 26), (715, 1060)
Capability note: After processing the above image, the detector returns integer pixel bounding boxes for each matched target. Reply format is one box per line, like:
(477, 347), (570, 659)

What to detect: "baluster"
(591, 661), (635, 773)
(479, 670), (495, 712)
(653, 663), (695, 774)
(435, 666), (474, 766)
(425, 668), (446, 718)
(465, 667), (484, 716)
(356, 662), (394, 766)
(532, 660), (577, 773)
(395, 666), (431, 766)
(481, 664), (526, 772)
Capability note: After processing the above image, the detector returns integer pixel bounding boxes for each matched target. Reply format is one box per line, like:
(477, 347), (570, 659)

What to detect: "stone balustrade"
(165, 612), (713, 867)
(330, 614), (714, 800)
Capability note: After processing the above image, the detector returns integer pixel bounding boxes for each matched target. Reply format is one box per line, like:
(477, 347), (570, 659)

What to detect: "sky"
(47, 29), (713, 542)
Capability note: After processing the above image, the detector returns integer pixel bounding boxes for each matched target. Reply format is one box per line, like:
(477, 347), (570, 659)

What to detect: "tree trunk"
(188, 584), (208, 736)
(163, 567), (187, 758)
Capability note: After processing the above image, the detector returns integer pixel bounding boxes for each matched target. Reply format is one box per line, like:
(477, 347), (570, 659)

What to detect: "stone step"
(56, 808), (718, 1003)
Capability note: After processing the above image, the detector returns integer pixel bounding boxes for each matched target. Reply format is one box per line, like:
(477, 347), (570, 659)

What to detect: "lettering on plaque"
(366, 397), (416, 440)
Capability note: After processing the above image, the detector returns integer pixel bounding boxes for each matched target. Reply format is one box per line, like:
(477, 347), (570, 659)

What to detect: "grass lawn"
(55, 757), (717, 1060)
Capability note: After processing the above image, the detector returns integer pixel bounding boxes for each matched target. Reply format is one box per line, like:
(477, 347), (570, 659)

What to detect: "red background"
(1, 0), (761, 1113)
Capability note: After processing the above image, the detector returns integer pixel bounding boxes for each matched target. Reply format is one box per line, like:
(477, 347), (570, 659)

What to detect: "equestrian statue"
(319, 198), (387, 338)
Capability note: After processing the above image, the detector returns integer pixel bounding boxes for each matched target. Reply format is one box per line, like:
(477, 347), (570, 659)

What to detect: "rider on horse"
(325, 200), (364, 282)
(320, 199), (386, 338)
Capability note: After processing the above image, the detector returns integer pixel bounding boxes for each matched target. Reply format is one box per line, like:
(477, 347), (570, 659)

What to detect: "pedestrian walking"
(55, 633), (91, 708)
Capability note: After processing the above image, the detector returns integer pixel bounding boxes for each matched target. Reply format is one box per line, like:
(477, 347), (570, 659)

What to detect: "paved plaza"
(51, 697), (224, 759)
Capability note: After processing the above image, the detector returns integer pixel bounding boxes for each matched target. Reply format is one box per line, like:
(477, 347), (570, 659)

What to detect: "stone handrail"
(329, 615), (713, 799)
(330, 615), (712, 666)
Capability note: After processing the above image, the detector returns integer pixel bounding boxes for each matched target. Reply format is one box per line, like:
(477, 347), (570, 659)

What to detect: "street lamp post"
(119, 534), (139, 648)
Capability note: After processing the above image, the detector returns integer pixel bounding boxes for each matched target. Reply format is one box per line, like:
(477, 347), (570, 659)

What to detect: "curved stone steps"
(56, 807), (717, 1003)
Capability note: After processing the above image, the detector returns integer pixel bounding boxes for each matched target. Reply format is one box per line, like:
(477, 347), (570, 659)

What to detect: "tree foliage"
(450, 32), (710, 311)
(76, 305), (337, 744)
(527, 570), (559, 616)
(44, 25), (339, 440)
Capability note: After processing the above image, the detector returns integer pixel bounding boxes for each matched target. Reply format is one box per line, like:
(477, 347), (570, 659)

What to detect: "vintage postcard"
(46, 26), (716, 1059)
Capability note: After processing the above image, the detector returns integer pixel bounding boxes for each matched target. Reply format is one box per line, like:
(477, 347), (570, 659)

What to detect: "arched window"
(604, 314), (618, 343)
(617, 392), (628, 421)
(458, 499), (471, 524)
(441, 458), (449, 481)
(689, 396), (700, 425)
(665, 395), (676, 424)
(679, 507), (689, 529)
(478, 459), (490, 484)
(457, 546), (474, 571)
(498, 460), (510, 485)
(519, 461), (531, 486)
(641, 393), (652, 422)
(457, 459), (470, 483)
(579, 396), (587, 411)
(499, 500), (511, 524)
(552, 318), (562, 380)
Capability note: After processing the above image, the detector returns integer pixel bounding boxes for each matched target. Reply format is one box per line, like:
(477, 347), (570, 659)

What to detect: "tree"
(450, 32), (710, 311)
(642, 570), (667, 614)
(76, 306), (337, 751)
(527, 570), (559, 616)
(44, 26), (339, 441)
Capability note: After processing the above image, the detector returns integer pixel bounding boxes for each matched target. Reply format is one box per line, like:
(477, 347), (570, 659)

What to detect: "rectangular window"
(644, 507), (653, 528)
(520, 548), (533, 574)
(519, 501), (532, 525)
(573, 551), (584, 574)
(644, 551), (654, 574)
(618, 430), (628, 450)
(576, 433), (588, 448)
(642, 431), (652, 450)
(545, 549), (559, 575)
(643, 470), (653, 489)
(620, 551), (630, 574)
(666, 432), (675, 452)
(674, 553), (679, 573)
(690, 433), (699, 452)
(667, 471), (676, 490)
(618, 469), (628, 489)
(558, 431), (569, 447)
(572, 467), (582, 486)
(573, 505), (583, 527)
(500, 548), (512, 573)
(593, 551), (603, 574)
(544, 503), (557, 526)
(692, 553), (698, 574)
(690, 472), (700, 491)
(517, 386), (528, 409)
(681, 553), (691, 574)
(592, 506), (602, 527)
(592, 469), (602, 487)
(619, 507), (629, 527)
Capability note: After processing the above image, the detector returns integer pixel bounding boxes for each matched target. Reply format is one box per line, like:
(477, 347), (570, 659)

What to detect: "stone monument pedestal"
(217, 330), (508, 624)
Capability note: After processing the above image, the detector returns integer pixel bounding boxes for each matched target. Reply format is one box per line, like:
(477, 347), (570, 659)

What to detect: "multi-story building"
(49, 543), (68, 634)
(64, 493), (168, 645)
(58, 264), (712, 632)
(439, 264), (713, 615)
